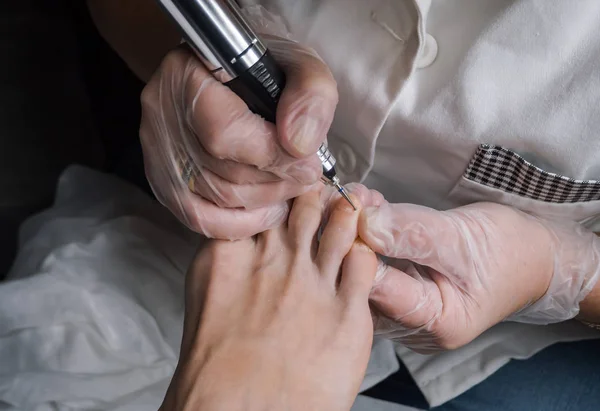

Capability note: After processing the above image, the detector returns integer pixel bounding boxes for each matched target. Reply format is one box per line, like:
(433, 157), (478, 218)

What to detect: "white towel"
(0, 166), (201, 410)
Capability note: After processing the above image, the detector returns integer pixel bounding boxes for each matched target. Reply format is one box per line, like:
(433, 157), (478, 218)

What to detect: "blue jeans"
(362, 339), (600, 411)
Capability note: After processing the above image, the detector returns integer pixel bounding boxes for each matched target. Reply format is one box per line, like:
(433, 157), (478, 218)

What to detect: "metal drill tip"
(334, 183), (357, 211)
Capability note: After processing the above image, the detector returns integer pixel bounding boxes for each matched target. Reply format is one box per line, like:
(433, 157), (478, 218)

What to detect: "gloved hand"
(140, 6), (338, 239)
(358, 201), (600, 353)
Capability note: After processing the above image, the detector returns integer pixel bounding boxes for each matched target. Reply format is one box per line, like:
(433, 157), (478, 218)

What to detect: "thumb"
(358, 203), (461, 271)
(370, 260), (442, 333)
(241, 5), (338, 158)
(269, 38), (338, 157)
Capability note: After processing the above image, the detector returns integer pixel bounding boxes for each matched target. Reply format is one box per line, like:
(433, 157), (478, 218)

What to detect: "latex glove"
(358, 201), (600, 353)
(140, 6), (337, 239)
(160, 187), (380, 411)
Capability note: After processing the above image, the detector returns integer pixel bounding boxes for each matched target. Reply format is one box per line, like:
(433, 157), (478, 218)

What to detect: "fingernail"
(290, 115), (324, 156)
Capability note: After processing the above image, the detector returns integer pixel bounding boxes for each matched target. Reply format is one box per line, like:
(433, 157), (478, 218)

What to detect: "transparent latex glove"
(160, 188), (381, 411)
(140, 6), (337, 239)
(358, 201), (600, 353)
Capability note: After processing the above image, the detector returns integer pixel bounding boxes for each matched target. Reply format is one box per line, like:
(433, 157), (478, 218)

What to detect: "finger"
(183, 54), (321, 184)
(150, 166), (289, 238)
(172, 139), (281, 186)
(316, 194), (361, 284)
(184, 137), (321, 185)
(188, 166), (317, 209)
(369, 263), (442, 331)
(358, 203), (456, 268)
(144, 49), (282, 185)
(185, 196), (288, 239)
(142, 50), (292, 239)
(141, 120), (291, 239)
(267, 37), (339, 158)
(186, 146), (281, 184)
(338, 239), (378, 301)
(287, 188), (323, 255)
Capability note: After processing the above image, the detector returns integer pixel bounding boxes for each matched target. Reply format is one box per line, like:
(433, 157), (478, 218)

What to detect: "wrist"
(508, 217), (600, 324)
(517, 213), (556, 309)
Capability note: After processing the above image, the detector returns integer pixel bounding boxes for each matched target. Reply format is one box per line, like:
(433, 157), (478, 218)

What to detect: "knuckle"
(183, 73), (218, 122)
(140, 50), (191, 113)
(202, 129), (230, 159)
(312, 73), (339, 103)
(292, 76), (338, 111)
(201, 112), (257, 161)
(297, 54), (338, 101)
(196, 108), (244, 161)
(140, 82), (159, 113)
(161, 48), (190, 75)
(142, 49), (199, 114)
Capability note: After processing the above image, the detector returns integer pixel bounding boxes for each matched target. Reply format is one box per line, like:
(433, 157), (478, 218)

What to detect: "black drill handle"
(225, 50), (285, 124)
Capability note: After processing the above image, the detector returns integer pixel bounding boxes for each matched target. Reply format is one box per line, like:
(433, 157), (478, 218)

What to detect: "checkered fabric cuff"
(465, 145), (600, 203)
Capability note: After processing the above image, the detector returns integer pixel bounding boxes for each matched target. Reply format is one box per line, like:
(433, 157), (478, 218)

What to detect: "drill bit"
(334, 182), (357, 211)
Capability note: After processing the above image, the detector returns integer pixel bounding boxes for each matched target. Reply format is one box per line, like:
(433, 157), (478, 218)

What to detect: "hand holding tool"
(156, 0), (356, 210)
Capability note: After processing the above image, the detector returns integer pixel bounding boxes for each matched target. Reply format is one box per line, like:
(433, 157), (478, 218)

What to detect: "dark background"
(0, 0), (148, 276)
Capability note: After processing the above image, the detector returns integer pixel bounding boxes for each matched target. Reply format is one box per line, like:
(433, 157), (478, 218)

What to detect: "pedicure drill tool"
(156, 0), (357, 210)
